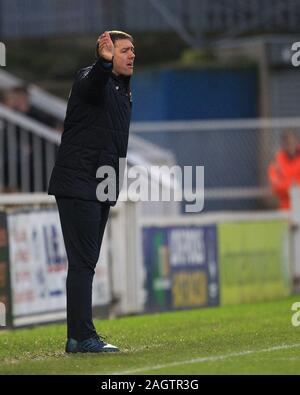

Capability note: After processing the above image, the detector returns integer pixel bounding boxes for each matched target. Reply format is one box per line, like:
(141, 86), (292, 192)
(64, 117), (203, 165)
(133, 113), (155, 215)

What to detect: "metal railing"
(130, 117), (300, 211)
(0, 104), (60, 193)
(3, 97), (300, 211)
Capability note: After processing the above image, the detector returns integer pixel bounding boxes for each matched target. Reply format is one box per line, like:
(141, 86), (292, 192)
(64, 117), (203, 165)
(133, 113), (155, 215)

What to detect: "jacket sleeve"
(77, 57), (113, 99)
(268, 161), (291, 194)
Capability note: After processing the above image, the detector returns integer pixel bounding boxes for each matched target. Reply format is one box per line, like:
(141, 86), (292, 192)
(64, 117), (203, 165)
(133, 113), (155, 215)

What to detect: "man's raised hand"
(97, 32), (114, 62)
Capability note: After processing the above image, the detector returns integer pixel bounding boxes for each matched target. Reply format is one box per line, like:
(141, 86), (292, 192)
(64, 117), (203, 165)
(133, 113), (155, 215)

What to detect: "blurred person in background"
(1, 86), (31, 113)
(48, 31), (135, 353)
(1, 85), (60, 129)
(0, 86), (62, 192)
(268, 130), (300, 210)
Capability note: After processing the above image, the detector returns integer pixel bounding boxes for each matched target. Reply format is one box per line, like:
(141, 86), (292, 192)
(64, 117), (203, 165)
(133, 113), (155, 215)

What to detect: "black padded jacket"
(48, 57), (132, 205)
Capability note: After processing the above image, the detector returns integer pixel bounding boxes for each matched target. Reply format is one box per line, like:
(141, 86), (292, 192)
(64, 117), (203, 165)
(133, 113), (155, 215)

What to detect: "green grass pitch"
(1, 295), (300, 375)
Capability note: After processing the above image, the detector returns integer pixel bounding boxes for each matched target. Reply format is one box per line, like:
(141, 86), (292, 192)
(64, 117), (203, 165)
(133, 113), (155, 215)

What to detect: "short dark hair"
(108, 30), (133, 44)
(10, 85), (29, 95)
(281, 129), (298, 144)
(95, 30), (133, 59)
(1, 85), (28, 102)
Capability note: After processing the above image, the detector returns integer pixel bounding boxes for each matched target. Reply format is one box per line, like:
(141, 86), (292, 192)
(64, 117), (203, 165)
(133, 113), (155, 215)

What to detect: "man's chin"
(115, 70), (133, 77)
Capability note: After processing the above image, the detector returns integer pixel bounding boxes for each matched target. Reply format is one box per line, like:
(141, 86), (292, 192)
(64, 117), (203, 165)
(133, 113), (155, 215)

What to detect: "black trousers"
(56, 197), (110, 341)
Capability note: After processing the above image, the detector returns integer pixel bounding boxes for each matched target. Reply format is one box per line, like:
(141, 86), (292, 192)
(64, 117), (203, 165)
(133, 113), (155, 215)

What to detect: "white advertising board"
(7, 209), (110, 324)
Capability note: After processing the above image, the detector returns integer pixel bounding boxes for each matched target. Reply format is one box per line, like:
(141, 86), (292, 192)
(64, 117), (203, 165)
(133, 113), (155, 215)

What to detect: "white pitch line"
(109, 343), (300, 375)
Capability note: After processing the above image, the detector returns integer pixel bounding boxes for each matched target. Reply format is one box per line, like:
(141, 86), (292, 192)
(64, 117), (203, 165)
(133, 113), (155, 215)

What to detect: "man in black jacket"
(48, 31), (135, 353)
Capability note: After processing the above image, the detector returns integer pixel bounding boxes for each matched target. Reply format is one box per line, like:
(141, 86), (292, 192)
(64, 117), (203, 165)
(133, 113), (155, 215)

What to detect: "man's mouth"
(127, 63), (134, 69)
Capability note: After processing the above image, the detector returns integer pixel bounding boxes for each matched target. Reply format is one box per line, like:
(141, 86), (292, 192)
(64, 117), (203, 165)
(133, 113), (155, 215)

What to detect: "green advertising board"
(218, 220), (291, 305)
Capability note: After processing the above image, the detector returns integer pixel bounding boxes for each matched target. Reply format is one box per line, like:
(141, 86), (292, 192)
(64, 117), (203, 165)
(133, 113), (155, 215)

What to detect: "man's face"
(283, 132), (298, 157)
(3, 90), (30, 113)
(112, 39), (135, 77)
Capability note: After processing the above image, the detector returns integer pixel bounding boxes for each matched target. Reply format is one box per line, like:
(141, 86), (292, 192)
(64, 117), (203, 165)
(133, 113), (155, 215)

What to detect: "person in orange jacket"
(268, 130), (300, 210)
